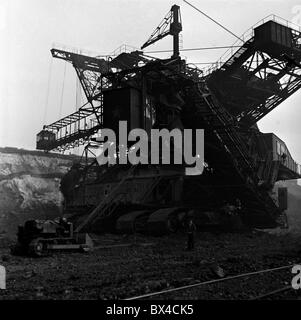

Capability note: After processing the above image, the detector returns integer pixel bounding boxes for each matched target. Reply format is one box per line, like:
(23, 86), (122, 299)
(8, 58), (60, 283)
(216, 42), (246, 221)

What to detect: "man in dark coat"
(186, 216), (197, 250)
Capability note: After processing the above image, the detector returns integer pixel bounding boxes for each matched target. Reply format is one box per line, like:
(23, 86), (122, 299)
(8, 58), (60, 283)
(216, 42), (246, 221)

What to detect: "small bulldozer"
(12, 218), (93, 256)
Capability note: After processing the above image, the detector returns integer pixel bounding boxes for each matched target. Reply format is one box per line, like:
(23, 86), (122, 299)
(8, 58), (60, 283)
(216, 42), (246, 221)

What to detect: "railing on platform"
(202, 14), (301, 76)
(276, 154), (301, 176)
(110, 44), (140, 57)
(52, 42), (109, 59)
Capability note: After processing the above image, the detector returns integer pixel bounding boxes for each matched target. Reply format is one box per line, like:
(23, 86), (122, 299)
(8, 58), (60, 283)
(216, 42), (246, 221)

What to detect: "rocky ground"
(0, 230), (300, 300)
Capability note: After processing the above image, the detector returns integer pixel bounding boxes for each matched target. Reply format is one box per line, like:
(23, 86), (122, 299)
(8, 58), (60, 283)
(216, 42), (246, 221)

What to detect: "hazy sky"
(0, 0), (300, 163)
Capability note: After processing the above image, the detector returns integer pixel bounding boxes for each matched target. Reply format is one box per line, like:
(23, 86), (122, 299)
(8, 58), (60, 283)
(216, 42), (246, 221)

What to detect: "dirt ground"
(0, 230), (301, 300)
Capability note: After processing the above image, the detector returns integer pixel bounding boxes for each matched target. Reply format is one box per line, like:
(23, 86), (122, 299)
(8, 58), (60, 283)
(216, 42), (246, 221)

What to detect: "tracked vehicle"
(13, 219), (93, 256)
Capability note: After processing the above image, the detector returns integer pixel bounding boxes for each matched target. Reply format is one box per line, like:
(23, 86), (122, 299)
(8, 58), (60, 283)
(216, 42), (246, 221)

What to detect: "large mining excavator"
(36, 4), (301, 234)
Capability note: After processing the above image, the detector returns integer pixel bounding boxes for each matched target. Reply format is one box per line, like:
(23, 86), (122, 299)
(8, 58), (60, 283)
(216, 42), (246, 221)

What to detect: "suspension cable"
(183, 0), (243, 42)
(43, 57), (53, 125)
(75, 76), (82, 111)
(59, 61), (67, 118)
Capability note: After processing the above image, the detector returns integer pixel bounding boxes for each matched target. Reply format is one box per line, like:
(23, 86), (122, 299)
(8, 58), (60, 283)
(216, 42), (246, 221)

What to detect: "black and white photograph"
(0, 0), (301, 311)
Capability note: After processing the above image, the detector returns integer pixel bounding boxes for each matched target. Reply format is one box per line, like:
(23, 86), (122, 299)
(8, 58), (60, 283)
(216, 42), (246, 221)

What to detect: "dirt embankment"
(0, 147), (78, 238)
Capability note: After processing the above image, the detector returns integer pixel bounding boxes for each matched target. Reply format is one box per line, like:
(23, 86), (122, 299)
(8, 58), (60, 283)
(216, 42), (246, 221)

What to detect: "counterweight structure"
(37, 6), (301, 233)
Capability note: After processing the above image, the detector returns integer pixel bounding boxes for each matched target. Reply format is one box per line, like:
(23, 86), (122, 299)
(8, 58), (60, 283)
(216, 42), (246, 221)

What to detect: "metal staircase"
(135, 176), (163, 204)
(194, 84), (258, 184)
(75, 165), (137, 232)
(192, 84), (281, 222)
(220, 38), (255, 73)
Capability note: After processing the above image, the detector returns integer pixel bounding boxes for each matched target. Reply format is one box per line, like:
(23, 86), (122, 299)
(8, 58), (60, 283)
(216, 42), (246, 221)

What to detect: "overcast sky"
(0, 0), (300, 164)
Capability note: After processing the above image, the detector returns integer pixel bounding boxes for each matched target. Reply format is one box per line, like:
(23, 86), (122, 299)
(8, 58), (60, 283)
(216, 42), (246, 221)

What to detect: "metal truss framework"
(207, 21), (301, 128)
(40, 17), (301, 158)
(41, 48), (159, 151)
(238, 50), (301, 125)
(141, 5), (182, 58)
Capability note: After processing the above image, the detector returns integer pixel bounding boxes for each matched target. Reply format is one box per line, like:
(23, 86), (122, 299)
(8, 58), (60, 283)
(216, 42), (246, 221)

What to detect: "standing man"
(186, 212), (197, 250)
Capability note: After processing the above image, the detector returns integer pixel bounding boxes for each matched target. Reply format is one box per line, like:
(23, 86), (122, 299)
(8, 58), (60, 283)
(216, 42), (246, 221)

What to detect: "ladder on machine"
(194, 84), (257, 184)
(75, 165), (137, 232)
(193, 83), (281, 219)
(135, 176), (163, 204)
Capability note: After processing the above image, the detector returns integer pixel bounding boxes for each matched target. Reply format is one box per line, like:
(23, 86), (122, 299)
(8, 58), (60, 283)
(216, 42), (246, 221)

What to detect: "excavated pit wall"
(0, 147), (78, 238)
